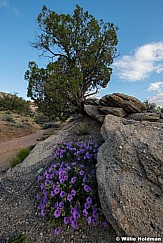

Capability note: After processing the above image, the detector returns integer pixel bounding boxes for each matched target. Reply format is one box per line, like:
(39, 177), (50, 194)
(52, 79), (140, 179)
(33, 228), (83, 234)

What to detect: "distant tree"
(144, 100), (162, 113)
(25, 5), (118, 113)
(0, 92), (31, 115)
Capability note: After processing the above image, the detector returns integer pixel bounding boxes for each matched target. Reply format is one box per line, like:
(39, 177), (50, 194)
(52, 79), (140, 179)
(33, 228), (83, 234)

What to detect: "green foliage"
(10, 147), (31, 167)
(144, 100), (162, 113)
(34, 112), (49, 124)
(10, 157), (21, 168)
(9, 234), (26, 243)
(25, 5), (118, 115)
(42, 122), (60, 129)
(2, 113), (15, 123)
(0, 93), (31, 115)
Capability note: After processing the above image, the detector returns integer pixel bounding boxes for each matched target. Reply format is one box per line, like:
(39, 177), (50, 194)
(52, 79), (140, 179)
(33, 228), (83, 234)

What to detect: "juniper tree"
(25, 5), (118, 113)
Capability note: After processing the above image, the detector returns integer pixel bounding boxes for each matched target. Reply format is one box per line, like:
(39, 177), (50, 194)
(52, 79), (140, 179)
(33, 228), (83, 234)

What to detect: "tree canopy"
(0, 92), (31, 115)
(25, 5), (118, 115)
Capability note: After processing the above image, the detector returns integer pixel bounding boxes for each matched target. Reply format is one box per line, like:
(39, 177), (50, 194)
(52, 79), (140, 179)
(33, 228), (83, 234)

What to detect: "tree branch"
(84, 87), (98, 98)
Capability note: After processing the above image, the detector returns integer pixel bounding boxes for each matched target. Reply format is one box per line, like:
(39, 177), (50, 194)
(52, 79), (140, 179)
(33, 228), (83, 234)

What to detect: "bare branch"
(84, 87), (98, 98)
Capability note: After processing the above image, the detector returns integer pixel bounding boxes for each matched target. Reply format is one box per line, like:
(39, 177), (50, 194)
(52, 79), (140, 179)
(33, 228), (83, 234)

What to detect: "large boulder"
(84, 105), (105, 123)
(98, 106), (127, 117)
(21, 124), (74, 168)
(127, 112), (161, 122)
(99, 93), (146, 113)
(84, 97), (100, 106)
(96, 114), (163, 238)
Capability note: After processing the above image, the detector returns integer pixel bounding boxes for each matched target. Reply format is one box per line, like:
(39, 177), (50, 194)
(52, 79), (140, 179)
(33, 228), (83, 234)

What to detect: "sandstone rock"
(84, 98), (99, 105)
(99, 93), (146, 113)
(127, 112), (160, 122)
(21, 126), (73, 168)
(84, 105), (103, 118)
(95, 115), (105, 123)
(98, 106), (127, 117)
(97, 114), (163, 238)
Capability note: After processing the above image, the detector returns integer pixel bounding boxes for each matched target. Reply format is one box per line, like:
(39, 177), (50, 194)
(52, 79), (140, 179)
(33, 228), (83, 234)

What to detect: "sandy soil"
(0, 129), (54, 171)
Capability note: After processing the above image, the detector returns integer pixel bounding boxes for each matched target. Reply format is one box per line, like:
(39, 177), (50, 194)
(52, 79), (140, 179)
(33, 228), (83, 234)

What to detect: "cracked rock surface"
(97, 114), (163, 238)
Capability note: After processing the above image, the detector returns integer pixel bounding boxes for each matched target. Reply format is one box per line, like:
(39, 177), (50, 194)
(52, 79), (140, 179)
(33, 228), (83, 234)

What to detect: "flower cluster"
(37, 141), (109, 235)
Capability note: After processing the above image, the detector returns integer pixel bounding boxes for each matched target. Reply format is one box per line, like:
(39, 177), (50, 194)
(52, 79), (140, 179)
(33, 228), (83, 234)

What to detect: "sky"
(0, 0), (163, 107)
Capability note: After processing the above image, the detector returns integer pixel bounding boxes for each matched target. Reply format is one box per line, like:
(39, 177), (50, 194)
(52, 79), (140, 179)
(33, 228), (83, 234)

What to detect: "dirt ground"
(0, 121), (55, 170)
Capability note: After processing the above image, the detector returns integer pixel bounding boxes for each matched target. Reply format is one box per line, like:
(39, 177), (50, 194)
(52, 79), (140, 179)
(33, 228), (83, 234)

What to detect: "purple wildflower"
(54, 227), (61, 235)
(54, 202), (59, 208)
(60, 190), (65, 198)
(59, 178), (64, 184)
(66, 165), (71, 171)
(83, 176), (87, 183)
(64, 175), (68, 180)
(87, 216), (92, 224)
(71, 176), (77, 183)
(92, 218), (98, 226)
(71, 220), (78, 229)
(49, 174), (54, 180)
(79, 170), (84, 176)
(54, 208), (61, 218)
(43, 196), (47, 204)
(59, 201), (64, 208)
(84, 202), (90, 210)
(71, 162), (76, 166)
(41, 209), (46, 217)
(83, 209), (88, 217)
(84, 185), (91, 193)
(102, 221), (109, 228)
(46, 174), (50, 180)
(51, 191), (55, 197)
(67, 194), (73, 202)
(40, 183), (45, 190)
(54, 187), (60, 195)
(70, 207), (76, 215)
(71, 189), (76, 196)
(86, 197), (92, 204)
(92, 209), (97, 218)
(40, 202), (45, 209)
(73, 211), (80, 220)
(64, 217), (70, 225)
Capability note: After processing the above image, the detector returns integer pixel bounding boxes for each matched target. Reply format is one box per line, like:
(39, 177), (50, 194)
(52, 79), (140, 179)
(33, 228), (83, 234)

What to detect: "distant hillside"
(0, 91), (12, 98)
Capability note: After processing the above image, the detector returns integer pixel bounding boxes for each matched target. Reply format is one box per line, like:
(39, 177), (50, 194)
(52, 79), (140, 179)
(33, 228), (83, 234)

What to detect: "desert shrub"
(0, 93), (31, 115)
(42, 122), (60, 129)
(2, 113), (15, 123)
(21, 118), (28, 123)
(34, 112), (49, 124)
(9, 234), (26, 243)
(144, 100), (162, 113)
(15, 123), (24, 128)
(10, 157), (21, 168)
(37, 141), (109, 236)
(10, 147), (31, 167)
(76, 120), (90, 135)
